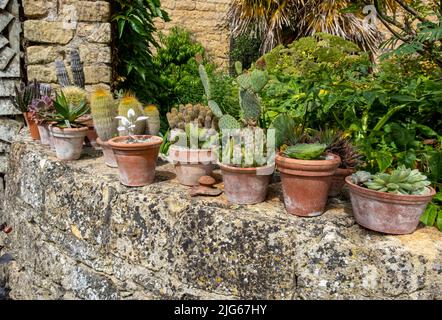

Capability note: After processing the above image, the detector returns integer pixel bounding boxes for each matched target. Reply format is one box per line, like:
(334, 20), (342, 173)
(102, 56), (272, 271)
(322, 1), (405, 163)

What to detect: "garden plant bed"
(0, 135), (441, 300)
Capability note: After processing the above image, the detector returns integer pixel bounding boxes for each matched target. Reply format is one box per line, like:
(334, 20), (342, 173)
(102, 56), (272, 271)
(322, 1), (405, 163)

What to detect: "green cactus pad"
(235, 61), (243, 75)
(250, 69), (269, 93)
(239, 89), (261, 121)
(208, 100), (223, 118)
(219, 114), (241, 130)
(236, 73), (252, 91)
(199, 64), (211, 100)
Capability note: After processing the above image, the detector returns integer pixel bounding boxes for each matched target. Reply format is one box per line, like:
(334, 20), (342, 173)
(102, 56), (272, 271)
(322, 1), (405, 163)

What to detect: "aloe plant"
(47, 92), (89, 128)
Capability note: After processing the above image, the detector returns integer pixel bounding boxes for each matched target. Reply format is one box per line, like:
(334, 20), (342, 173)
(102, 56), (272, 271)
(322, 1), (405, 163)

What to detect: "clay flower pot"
(219, 163), (274, 204)
(328, 168), (355, 197)
(24, 112), (40, 140)
(168, 145), (216, 186)
(276, 153), (341, 217)
(37, 123), (51, 146)
(108, 135), (163, 187)
(50, 126), (88, 160)
(97, 137), (118, 168)
(345, 176), (436, 235)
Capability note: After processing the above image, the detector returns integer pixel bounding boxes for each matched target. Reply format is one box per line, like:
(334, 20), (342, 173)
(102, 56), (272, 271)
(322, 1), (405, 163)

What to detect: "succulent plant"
(10, 79), (45, 113)
(353, 166), (432, 195)
(283, 143), (327, 160)
(61, 86), (89, 108)
(116, 108), (148, 142)
(118, 92), (146, 135)
(90, 87), (117, 141)
(28, 96), (55, 124)
(55, 49), (86, 88)
(166, 103), (218, 131)
(48, 91), (90, 128)
(144, 104), (161, 136)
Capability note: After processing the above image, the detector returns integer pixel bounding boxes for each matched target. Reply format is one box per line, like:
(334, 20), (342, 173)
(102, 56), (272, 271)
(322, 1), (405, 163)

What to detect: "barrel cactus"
(144, 104), (161, 136)
(90, 87), (117, 141)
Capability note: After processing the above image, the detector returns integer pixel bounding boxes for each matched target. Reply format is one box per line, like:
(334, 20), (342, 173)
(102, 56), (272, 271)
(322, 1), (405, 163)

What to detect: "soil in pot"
(329, 168), (354, 197)
(37, 124), (51, 146)
(276, 153), (341, 217)
(97, 137), (118, 168)
(345, 176), (436, 235)
(50, 126), (88, 160)
(168, 145), (215, 186)
(108, 135), (163, 187)
(24, 112), (40, 140)
(219, 163), (274, 205)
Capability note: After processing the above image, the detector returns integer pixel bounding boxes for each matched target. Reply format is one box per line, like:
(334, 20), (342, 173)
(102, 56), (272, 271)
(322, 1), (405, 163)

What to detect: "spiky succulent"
(10, 80), (44, 113)
(352, 166), (432, 195)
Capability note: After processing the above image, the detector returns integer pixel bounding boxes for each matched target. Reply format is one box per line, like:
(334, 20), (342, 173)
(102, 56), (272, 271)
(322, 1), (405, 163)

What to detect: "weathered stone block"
(24, 21), (74, 44)
(83, 65), (111, 84)
(77, 23), (111, 44)
(23, 0), (48, 18)
(27, 64), (57, 83)
(0, 99), (20, 115)
(76, 1), (110, 22)
(26, 46), (60, 65)
(0, 117), (22, 142)
(78, 43), (111, 64)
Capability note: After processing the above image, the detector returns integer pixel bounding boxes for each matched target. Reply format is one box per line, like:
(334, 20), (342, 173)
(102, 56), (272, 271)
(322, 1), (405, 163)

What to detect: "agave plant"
(226, 0), (394, 54)
(48, 92), (90, 128)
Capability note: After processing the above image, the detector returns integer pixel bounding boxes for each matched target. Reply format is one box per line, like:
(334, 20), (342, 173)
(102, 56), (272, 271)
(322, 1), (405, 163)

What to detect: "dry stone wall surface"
(23, 0), (112, 90)
(157, 0), (231, 68)
(1, 135), (441, 300)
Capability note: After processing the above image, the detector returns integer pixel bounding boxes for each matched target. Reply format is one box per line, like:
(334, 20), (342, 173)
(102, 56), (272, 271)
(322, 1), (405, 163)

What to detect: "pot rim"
(345, 176), (436, 203)
(168, 144), (216, 152)
(108, 135), (163, 151)
(218, 162), (275, 174)
(276, 152), (341, 166)
(50, 125), (88, 133)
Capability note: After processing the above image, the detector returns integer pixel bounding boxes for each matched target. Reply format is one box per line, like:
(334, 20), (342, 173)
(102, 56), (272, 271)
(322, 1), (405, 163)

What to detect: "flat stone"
(0, 11), (13, 33)
(198, 175), (216, 187)
(77, 23), (111, 44)
(24, 21), (74, 44)
(0, 36), (8, 50)
(76, 1), (110, 22)
(27, 64), (57, 83)
(0, 117), (22, 142)
(0, 99), (21, 115)
(1, 136), (441, 300)
(83, 65), (111, 84)
(0, 79), (16, 97)
(189, 185), (223, 197)
(78, 43), (111, 64)
(26, 46), (60, 65)
(0, 46), (15, 70)
(23, 0), (48, 18)
(0, 0), (10, 10)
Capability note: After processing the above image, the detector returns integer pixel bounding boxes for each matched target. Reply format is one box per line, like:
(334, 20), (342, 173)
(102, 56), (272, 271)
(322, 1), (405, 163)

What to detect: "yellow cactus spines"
(144, 104), (161, 136)
(90, 86), (117, 141)
(61, 86), (89, 107)
(117, 92), (146, 135)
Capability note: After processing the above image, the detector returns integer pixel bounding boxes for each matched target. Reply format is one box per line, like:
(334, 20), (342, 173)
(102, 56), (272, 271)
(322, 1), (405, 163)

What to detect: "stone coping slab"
(0, 135), (441, 299)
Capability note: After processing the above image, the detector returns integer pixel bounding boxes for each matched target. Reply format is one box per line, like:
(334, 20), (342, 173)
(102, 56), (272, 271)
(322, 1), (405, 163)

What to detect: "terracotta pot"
(24, 112), (40, 140)
(345, 177), (436, 235)
(219, 163), (274, 204)
(50, 126), (88, 160)
(108, 135), (163, 187)
(37, 123), (51, 146)
(276, 153), (341, 217)
(97, 137), (118, 168)
(168, 145), (215, 186)
(48, 123), (56, 151)
(328, 168), (355, 197)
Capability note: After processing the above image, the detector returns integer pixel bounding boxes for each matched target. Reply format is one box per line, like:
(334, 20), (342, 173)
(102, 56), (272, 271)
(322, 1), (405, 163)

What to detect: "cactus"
(283, 143), (327, 160)
(61, 86), (89, 107)
(90, 87), (117, 141)
(10, 81), (36, 113)
(70, 49), (85, 89)
(55, 59), (71, 87)
(166, 103), (217, 131)
(199, 64), (211, 100)
(219, 114), (240, 130)
(118, 92), (145, 135)
(144, 104), (161, 136)
(362, 166), (431, 195)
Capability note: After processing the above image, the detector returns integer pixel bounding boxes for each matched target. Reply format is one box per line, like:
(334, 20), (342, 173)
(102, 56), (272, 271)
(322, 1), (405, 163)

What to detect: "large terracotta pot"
(328, 168), (355, 197)
(168, 145), (216, 186)
(50, 126), (88, 160)
(97, 137), (118, 168)
(37, 123), (51, 146)
(108, 135), (163, 187)
(345, 176), (436, 235)
(276, 153), (341, 217)
(219, 163), (274, 205)
(24, 112), (40, 140)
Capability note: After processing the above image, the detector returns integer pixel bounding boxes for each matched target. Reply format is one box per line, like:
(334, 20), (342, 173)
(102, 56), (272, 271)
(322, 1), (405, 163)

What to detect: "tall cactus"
(70, 49), (85, 89)
(55, 59), (71, 87)
(144, 104), (161, 136)
(90, 87), (117, 141)
(118, 92), (146, 135)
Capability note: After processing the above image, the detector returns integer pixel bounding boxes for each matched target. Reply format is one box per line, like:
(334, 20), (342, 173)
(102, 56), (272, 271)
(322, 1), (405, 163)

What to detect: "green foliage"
(229, 33), (261, 75)
(49, 92), (89, 128)
(283, 143), (327, 160)
(113, 0), (169, 102)
(421, 192), (442, 231)
(362, 166), (432, 195)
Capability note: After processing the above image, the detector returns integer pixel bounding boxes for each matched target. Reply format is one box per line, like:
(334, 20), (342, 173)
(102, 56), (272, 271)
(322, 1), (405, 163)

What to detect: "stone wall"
(1, 135), (441, 299)
(157, 0), (231, 68)
(22, 0), (112, 90)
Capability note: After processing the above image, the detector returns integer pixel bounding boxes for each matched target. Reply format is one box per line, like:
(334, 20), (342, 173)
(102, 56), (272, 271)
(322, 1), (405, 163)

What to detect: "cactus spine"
(144, 104), (161, 136)
(118, 92), (146, 135)
(90, 87), (117, 141)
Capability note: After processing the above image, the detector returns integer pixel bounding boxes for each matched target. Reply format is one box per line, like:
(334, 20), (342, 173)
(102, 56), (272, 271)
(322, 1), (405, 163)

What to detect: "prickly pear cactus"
(219, 114), (241, 130)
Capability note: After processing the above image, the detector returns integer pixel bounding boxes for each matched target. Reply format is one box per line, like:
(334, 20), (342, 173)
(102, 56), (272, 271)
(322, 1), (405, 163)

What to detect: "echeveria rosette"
(28, 96), (55, 125)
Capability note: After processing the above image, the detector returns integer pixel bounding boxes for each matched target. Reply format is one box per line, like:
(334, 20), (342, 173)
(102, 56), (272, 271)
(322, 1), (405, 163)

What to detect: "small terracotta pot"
(108, 135), (163, 187)
(219, 163), (274, 204)
(168, 145), (215, 186)
(276, 153), (341, 217)
(345, 177), (436, 235)
(37, 123), (51, 146)
(48, 123), (56, 151)
(50, 126), (88, 160)
(328, 168), (355, 197)
(24, 112), (40, 140)
(97, 137), (118, 168)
